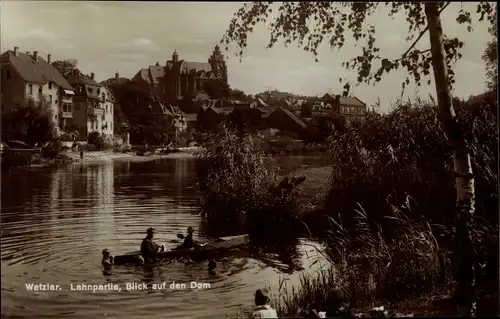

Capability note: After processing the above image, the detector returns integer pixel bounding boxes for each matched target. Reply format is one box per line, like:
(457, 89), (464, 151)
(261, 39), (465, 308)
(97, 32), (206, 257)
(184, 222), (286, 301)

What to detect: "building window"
(49, 95), (53, 104)
(7, 70), (11, 79)
(49, 82), (53, 89)
(29, 84), (33, 95)
(38, 86), (42, 94)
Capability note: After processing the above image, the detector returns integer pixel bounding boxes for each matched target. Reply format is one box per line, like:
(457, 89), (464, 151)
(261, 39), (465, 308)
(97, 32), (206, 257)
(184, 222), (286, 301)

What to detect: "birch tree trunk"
(425, 4), (476, 317)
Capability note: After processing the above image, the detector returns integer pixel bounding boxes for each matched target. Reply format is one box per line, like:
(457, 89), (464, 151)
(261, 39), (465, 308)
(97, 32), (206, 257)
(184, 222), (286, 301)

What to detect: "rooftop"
(0, 50), (73, 90)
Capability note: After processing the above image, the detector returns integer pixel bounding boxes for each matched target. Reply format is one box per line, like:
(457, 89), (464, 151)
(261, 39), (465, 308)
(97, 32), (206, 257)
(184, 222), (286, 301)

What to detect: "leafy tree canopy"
(51, 60), (86, 78)
(482, 12), (498, 91)
(222, 2), (496, 96)
(1, 99), (55, 145)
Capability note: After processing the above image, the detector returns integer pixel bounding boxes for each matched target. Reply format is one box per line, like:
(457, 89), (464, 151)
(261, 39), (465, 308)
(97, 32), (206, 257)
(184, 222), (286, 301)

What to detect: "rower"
(178, 226), (199, 250)
(140, 227), (165, 264)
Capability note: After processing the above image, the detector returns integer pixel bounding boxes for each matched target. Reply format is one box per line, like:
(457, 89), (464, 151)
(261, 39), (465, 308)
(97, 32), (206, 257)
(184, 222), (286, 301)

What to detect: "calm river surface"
(1, 155), (330, 319)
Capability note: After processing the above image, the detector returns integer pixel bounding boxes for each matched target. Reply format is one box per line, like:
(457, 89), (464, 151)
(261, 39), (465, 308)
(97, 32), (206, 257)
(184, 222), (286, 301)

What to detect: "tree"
(1, 98), (55, 145)
(300, 105), (312, 118)
(108, 81), (152, 120)
(482, 13), (497, 91)
(221, 2), (496, 316)
(202, 80), (230, 99)
(113, 104), (127, 134)
(229, 88), (252, 101)
(51, 60), (84, 78)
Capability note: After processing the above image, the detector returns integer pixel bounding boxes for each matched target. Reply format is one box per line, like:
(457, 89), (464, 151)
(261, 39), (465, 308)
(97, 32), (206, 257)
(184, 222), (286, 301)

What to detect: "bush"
(196, 124), (302, 235)
(113, 143), (131, 153)
(59, 133), (74, 142)
(87, 131), (104, 150)
(41, 140), (62, 159)
(80, 143), (97, 152)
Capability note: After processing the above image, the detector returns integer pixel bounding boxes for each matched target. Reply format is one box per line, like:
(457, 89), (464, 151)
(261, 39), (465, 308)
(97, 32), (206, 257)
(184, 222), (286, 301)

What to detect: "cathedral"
(132, 45), (228, 102)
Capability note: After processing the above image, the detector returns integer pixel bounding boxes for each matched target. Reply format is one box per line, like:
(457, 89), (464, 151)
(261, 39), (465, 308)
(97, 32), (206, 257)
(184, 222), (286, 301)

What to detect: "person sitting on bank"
(102, 249), (114, 270)
(178, 226), (199, 250)
(249, 288), (278, 318)
(140, 227), (165, 264)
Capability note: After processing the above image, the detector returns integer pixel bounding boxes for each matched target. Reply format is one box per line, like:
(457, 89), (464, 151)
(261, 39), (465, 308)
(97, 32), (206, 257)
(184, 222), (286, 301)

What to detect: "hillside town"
(1, 45), (367, 152)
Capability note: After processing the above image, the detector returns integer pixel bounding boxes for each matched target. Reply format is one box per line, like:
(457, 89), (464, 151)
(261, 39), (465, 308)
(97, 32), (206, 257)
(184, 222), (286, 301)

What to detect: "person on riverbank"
(80, 146), (84, 160)
(140, 227), (165, 263)
(250, 288), (278, 318)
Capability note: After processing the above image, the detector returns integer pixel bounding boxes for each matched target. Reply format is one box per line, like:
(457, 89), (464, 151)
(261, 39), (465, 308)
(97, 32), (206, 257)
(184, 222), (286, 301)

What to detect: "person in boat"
(102, 249), (114, 270)
(178, 226), (200, 250)
(140, 227), (165, 264)
(249, 288), (278, 318)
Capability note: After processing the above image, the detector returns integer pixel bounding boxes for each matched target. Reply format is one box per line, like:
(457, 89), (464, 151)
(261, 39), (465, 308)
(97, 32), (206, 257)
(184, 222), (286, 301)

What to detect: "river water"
(1, 155), (330, 319)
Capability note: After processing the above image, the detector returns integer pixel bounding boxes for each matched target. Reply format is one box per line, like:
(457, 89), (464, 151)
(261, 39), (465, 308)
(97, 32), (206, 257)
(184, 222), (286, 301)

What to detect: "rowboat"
(113, 234), (249, 265)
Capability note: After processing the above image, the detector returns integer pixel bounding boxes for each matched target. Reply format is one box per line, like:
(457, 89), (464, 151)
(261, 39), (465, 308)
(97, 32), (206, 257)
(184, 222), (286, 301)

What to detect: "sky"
(1, 1), (494, 112)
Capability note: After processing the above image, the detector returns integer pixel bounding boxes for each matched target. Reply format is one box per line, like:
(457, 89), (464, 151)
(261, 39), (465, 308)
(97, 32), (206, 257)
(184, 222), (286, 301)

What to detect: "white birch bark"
(425, 3), (476, 317)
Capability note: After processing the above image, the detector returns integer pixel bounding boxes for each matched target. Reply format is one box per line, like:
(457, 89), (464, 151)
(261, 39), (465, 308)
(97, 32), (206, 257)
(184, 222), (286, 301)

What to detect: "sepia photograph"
(0, 1), (498, 318)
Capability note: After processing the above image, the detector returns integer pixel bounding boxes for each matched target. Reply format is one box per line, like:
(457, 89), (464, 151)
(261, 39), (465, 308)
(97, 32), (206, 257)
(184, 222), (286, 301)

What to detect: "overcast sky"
(1, 1), (493, 112)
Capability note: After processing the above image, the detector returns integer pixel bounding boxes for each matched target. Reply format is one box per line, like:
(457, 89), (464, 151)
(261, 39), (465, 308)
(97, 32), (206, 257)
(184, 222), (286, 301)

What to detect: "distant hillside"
(256, 89), (316, 101)
(100, 77), (130, 87)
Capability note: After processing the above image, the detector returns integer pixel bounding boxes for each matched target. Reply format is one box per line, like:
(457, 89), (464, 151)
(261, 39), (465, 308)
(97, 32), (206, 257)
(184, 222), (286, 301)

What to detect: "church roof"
(133, 59), (213, 86)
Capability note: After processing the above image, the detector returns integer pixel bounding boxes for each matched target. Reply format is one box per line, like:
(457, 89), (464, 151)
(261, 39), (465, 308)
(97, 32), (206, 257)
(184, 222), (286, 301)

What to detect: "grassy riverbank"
(197, 94), (498, 317)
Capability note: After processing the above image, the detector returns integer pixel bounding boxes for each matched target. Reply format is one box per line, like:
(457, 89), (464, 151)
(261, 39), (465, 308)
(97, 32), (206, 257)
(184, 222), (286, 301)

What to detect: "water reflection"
(1, 156), (330, 319)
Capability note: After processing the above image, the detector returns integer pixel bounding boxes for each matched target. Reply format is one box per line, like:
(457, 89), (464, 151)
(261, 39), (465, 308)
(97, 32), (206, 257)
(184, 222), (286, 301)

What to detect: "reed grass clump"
(196, 124), (302, 234)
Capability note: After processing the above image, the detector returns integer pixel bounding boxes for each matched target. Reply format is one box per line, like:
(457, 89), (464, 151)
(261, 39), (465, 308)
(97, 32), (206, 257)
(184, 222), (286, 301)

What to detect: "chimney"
(90, 72), (95, 80)
(47, 54), (51, 64)
(333, 94), (341, 109)
(33, 51), (38, 61)
(115, 71), (119, 79)
(14, 46), (19, 56)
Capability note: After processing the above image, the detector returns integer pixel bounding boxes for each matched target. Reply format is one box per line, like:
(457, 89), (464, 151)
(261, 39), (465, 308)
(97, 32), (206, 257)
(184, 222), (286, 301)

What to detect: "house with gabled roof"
(67, 72), (114, 141)
(319, 93), (367, 122)
(0, 46), (75, 134)
(263, 107), (308, 139)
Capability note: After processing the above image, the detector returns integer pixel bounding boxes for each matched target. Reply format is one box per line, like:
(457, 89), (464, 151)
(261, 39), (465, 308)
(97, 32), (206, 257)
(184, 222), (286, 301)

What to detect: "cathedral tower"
(209, 45), (228, 85)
